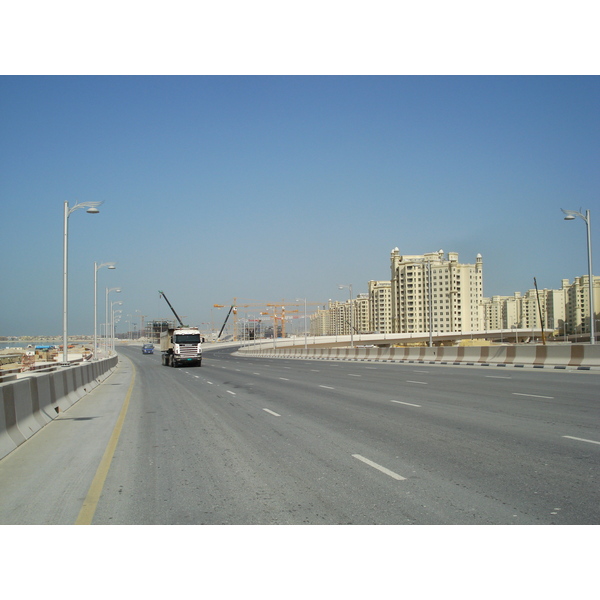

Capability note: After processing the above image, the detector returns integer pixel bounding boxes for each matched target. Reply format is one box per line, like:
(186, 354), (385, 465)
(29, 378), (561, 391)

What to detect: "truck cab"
(160, 327), (203, 367)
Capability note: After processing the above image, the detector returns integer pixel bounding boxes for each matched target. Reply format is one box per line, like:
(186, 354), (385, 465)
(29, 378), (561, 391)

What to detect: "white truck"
(160, 326), (203, 367)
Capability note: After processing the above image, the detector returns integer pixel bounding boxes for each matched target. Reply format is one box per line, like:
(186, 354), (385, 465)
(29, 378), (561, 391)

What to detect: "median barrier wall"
(0, 356), (118, 461)
(236, 343), (600, 369)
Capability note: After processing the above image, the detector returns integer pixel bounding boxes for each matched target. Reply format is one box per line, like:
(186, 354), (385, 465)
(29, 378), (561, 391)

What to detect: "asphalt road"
(1, 344), (598, 524)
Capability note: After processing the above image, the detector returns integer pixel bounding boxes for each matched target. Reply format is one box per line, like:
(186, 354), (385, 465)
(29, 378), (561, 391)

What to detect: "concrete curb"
(0, 356), (118, 461)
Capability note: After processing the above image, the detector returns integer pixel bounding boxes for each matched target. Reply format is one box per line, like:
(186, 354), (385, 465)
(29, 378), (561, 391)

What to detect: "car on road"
(142, 344), (154, 354)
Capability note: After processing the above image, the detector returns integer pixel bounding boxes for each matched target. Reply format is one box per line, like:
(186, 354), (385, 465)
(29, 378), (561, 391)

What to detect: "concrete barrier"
(236, 343), (600, 370)
(0, 356), (118, 461)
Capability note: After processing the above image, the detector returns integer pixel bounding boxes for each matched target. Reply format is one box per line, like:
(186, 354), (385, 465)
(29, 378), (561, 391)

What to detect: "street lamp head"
(86, 206), (100, 214)
(561, 208), (581, 221)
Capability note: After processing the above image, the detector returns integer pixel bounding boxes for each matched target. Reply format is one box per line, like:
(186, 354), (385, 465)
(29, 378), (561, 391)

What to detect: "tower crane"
(265, 303), (300, 338)
(213, 298), (325, 341)
(214, 298), (267, 341)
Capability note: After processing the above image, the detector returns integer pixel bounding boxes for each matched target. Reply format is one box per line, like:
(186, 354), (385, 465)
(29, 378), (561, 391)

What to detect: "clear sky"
(1, 75), (599, 337)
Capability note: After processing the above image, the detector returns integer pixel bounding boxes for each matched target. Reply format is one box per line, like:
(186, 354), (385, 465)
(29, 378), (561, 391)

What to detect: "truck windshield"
(174, 334), (201, 344)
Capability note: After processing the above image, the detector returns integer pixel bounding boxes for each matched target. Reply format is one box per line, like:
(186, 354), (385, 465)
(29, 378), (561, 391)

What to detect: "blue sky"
(1, 75), (599, 336)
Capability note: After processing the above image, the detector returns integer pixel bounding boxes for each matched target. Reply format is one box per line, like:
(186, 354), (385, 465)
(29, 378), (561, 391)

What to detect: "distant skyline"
(1, 76), (598, 336)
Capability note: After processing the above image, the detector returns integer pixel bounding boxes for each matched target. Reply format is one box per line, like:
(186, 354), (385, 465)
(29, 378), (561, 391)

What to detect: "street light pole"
(338, 284), (354, 347)
(111, 303), (123, 354)
(105, 287), (121, 356)
(427, 259), (433, 348)
(562, 209), (595, 344)
(296, 298), (308, 350)
(63, 200), (102, 365)
(304, 297), (308, 350)
(94, 262), (116, 359)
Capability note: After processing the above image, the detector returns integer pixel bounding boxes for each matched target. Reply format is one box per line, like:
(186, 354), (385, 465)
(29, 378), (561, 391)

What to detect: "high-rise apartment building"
(482, 276), (599, 336)
(546, 286), (567, 332)
(390, 248), (484, 334)
(308, 247), (596, 341)
(483, 295), (511, 331)
(311, 294), (370, 336)
(310, 307), (330, 336)
(368, 280), (392, 333)
(354, 293), (370, 334)
(564, 275), (600, 335)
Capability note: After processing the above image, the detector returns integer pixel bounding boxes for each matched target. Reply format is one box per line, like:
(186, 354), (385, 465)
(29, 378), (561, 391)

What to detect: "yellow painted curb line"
(75, 360), (136, 525)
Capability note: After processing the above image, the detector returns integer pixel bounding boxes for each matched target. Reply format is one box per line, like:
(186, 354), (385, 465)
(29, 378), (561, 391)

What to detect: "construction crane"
(265, 303), (300, 338)
(231, 299), (273, 341)
(214, 298), (265, 341)
(214, 298), (325, 341)
(214, 304), (236, 340)
(158, 290), (185, 327)
(267, 300), (327, 337)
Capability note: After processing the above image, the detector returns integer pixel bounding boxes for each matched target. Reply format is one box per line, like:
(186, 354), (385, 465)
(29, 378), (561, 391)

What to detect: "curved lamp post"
(111, 302), (123, 354)
(94, 262), (116, 359)
(338, 284), (354, 348)
(296, 298), (308, 350)
(562, 209), (595, 344)
(63, 201), (102, 365)
(105, 287), (121, 356)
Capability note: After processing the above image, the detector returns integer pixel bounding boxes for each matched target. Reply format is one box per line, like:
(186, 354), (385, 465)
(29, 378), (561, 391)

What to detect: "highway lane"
(94, 345), (599, 524)
(0, 344), (598, 524)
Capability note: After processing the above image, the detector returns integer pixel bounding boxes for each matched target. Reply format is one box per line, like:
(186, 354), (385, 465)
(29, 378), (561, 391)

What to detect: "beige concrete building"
(481, 276), (599, 337)
(308, 245), (597, 341)
(310, 307), (330, 336)
(564, 275), (600, 335)
(355, 293), (370, 334)
(390, 248), (484, 335)
(481, 296), (505, 330)
(311, 294), (371, 336)
(546, 286), (567, 333)
(368, 280), (392, 334)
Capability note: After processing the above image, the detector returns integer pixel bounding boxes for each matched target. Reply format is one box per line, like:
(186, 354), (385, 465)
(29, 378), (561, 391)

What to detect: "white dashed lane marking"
(352, 454), (406, 481)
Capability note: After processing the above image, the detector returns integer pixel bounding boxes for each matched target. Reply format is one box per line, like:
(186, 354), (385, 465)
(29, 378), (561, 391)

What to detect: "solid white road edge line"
(512, 393), (554, 399)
